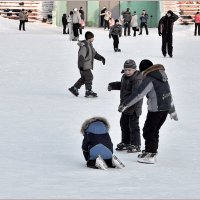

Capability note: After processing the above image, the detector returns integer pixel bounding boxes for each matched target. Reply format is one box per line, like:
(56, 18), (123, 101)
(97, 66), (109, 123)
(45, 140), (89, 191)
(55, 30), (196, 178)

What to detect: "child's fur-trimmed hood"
(80, 116), (110, 135)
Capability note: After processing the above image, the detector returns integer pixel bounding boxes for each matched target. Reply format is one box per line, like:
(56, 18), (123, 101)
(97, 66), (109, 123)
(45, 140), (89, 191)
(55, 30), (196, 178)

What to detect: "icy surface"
(0, 16), (200, 198)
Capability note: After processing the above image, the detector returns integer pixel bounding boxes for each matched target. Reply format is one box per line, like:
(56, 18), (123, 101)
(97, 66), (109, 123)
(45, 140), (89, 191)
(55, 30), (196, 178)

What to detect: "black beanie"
(124, 59), (137, 69)
(115, 19), (119, 23)
(85, 31), (94, 40)
(139, 59), (153, 72)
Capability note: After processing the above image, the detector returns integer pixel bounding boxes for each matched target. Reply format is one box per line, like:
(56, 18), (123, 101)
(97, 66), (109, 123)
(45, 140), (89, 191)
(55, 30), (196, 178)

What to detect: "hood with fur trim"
(143, 64), (168, 82)
(80, 117), (110, 135)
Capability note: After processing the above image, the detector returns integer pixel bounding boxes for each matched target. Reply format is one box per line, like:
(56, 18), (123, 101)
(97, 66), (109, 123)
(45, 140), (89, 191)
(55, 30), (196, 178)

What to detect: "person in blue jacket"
(81, 116), (115, 169)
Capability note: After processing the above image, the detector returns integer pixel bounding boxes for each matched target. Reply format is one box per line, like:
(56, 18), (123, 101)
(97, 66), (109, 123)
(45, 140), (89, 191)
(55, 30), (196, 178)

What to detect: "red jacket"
(195, 14), (200, 23)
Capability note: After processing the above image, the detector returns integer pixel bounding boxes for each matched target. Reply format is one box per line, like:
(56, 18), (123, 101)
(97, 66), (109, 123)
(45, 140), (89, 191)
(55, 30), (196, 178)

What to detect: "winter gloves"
(118, 104), (128, 112)
(158, 32), (162, 36)
(107, 84), (112, 91)
(101, 56), (106, 65)
(170, 112), (178, 121)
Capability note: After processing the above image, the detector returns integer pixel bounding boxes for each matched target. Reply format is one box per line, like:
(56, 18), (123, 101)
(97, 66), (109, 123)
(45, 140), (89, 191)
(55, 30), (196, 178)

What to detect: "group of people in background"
(62, 7), (85, 41)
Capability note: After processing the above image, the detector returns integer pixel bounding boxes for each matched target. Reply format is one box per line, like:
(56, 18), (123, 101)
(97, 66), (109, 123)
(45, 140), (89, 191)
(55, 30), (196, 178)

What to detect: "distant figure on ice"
(67, 11), (74, 41)
(194, 11), (200, 36)
(108, 59), (143, 153)
(62, 13), (68, 34)
(118, 59), (178, 164)
(122, 8), (132, 36)
(79, 7), (85, 35)
(100, 7), (107, 27)
(81, 116), (125, 169)
(138, 10), (149, 35)
(109, 19), (122, 52)
(72, 8), (81, 41)
(158, 10), (179, 57)
(68, 31), (105, 98)
(131, 11), (139, 37)
(19, 9), (28, 31)
(100, 8), (112, 30)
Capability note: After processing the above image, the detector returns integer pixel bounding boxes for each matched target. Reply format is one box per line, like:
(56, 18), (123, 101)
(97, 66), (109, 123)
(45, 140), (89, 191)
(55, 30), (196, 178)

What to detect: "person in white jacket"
(131, 11), (138, 37)
(72, 8), (81, 41)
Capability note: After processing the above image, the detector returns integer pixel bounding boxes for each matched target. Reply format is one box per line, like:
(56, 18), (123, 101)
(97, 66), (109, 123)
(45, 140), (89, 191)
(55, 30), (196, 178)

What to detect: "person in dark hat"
(108, 59), (143, 153)
(118, 59), (178, 164)
(69, 31), (105, 98)
(109, 19), (122, 52)
(158, 10), (179, 57)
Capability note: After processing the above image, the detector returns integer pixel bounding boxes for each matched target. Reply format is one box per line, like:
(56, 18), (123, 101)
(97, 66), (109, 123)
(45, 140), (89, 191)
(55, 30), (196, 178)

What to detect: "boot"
(95, 155), (108, 170)
(85, 90), (98, 98)
(68, 86), (79, 96)
(115, 142), (129, 151)
(127, 145), (141, 153)
(137, 151), (157, 164)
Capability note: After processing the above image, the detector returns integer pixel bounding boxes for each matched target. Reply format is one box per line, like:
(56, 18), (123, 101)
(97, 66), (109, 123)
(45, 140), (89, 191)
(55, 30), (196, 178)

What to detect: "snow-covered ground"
(0, 16), (200, 199)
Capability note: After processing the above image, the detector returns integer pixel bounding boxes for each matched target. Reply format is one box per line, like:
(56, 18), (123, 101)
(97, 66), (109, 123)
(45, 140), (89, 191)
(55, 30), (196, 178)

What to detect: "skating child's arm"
(82, 134), (89, 161)
(108, 82), (121, 91)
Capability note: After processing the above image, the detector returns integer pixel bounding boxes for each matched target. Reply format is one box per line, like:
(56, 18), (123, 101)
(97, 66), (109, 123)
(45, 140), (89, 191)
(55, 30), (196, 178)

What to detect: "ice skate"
(137, 151), (157, 164)
(112, 155), (125, 169)
(117, 48), (121, 52)
(85, 90), (98, 98)
(115, 142), (129, 151)
(68, 86), (79, 96)
(95, 155), (108, 170)
(127, 145), (141, 153)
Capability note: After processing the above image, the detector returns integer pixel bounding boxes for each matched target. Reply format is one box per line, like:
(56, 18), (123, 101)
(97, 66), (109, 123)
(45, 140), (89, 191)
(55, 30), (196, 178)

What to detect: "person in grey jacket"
(109, 19), (122, 52)
(69, 31), (105, 98)
(19, 9), (28, 31)
(123, 8), (132, 36)
(118, 59), (178, 164)
(108, 59), (143, 153)
(138, 10), (149, 35)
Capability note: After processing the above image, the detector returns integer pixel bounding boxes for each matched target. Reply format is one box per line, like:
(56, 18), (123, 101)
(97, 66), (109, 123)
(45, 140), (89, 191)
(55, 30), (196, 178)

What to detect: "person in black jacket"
(118, 59), (178, 164)
(122, 8), (132, 36)
(108, 59), (143, 153)
(158, 10), (179, 57)
(62, 13), (68, 34)
(81, 116), (124, 169)
(109, 19), (122, 52)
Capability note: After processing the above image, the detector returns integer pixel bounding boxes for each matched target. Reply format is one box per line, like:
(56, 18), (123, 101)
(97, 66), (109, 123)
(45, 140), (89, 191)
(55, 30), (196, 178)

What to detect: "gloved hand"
(158, 32), (162, 36)
(101, 57), (105, 65)
(118, 104), (127, 112)
(79, 67), (83, 72)
(107, 85), (112, 91)
(170, 112), (178, 121)
(109, 34), (111, 39)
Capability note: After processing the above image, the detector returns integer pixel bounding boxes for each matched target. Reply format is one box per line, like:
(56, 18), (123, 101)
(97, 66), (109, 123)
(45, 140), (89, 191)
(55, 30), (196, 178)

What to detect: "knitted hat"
(115, 19), (119, 23)
(74, 8), (78, 12)
(85, 31), (94, 40)
(124, 59), (137, 69)
(139, 59), (153, 72)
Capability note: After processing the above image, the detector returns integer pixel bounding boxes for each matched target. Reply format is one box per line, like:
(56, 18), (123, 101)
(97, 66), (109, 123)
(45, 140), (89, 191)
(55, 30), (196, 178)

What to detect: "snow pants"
(19, 20), (25, 31)
(162, 33), (173, 56)
(194, 23), (200, 36)
(120, 112), (141, 146)
(111, 34), (119, 49)
(74, 69), (93, 90)
(143, 111), (168, 153)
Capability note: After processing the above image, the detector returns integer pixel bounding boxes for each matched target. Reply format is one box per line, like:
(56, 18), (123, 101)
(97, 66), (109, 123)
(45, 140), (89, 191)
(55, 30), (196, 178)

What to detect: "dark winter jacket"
(123, 64), (176, 113)
(77, 40), (104, 70)
(140, 14), (148, 23)
(62, 14), (67, 25)
(158, 13), (179, 35)
(123, 11), (132, 22)
(81, 117), (113, 161)
(109, 71), (143, 116)
(109, 24), (122, 36)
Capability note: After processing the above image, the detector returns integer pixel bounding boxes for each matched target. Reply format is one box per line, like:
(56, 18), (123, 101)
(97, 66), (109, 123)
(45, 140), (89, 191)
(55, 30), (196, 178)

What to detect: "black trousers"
(139, 22), (148, 35)
(143, 111), (168, 153)
(19, 20), (25, 31)
(104, 20), (110, 30)
(132, 27), (137, 36)
(111, 35), (119, 49)
(124, 22), (130, 36)
(162, 33), (173, 56)
(63, 24), (66, 34)
(194, 23), (200, 35)
(120, 113), (141, 146)
(73, 23), (80, 38)
(74, 69), (93, 90)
